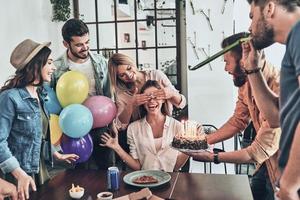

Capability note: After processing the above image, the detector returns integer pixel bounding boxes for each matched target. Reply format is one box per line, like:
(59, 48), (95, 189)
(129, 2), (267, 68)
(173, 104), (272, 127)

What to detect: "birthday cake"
(171, 121), (208, 150)
(171, 134), (208, 150)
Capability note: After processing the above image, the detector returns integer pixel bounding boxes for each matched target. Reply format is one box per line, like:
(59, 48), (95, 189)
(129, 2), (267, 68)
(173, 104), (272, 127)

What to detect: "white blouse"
(127, 116), (183, 172)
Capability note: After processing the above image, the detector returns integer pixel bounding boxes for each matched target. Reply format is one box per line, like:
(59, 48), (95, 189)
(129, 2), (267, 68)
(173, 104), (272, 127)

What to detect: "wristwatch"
(244, 67), (261, 75)
(213, 152), (220, 164)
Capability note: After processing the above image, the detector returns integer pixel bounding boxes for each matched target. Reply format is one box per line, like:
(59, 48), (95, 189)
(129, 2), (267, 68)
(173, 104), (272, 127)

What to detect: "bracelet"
(244, 67), (261, 75)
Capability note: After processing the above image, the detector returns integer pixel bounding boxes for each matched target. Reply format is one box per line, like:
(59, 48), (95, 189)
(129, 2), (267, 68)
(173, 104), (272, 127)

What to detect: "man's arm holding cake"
(186, 147), (254, 164)
(185, 126), (279, 165)
(182, 93), (255, 163)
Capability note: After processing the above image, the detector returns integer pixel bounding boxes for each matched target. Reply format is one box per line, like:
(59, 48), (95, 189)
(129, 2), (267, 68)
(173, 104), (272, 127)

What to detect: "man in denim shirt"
(52, 18), (114, 170)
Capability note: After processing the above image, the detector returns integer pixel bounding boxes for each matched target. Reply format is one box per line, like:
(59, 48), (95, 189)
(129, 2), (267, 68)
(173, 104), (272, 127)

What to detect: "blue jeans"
(251, 163), (274, 200)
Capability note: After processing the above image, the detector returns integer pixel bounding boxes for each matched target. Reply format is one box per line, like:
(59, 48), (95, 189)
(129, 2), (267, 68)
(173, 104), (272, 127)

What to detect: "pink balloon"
(83, 96), (117, 128)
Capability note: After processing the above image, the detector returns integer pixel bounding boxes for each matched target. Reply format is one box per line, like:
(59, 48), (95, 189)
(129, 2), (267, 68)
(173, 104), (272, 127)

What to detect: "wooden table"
(172, 173), (253, 200)
(29, 169), (253, 200)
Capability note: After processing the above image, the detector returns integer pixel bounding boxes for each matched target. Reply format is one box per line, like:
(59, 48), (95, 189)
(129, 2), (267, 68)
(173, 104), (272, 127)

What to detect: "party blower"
(188, 36), (251, 71)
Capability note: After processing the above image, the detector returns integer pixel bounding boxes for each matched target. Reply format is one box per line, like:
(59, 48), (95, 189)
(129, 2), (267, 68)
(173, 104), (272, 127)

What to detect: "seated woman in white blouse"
(101, 80), (188, 172)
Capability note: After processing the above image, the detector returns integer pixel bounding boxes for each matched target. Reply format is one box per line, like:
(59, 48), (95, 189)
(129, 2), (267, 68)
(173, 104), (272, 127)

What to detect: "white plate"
(123, 170), (171, 188)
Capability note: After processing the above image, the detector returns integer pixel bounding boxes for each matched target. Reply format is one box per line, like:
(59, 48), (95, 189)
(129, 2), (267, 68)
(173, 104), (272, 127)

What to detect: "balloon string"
(188, 37), (251, 71)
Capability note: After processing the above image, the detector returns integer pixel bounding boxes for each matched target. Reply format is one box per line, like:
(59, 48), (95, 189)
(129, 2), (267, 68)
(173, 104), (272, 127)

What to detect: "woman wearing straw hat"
(0, 39), (78, 200)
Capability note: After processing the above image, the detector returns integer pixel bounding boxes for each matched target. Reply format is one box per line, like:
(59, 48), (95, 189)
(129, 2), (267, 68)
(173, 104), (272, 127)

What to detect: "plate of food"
(123, 170), (171, 188)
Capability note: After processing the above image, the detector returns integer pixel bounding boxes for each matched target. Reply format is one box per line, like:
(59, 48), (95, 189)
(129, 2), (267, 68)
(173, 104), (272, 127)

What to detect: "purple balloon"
(83, 96), (117, 128)
(61, 133), (93, 164)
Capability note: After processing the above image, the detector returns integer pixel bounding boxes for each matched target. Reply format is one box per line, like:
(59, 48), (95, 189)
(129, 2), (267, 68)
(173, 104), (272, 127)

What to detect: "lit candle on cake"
(181, 120), (185, 136)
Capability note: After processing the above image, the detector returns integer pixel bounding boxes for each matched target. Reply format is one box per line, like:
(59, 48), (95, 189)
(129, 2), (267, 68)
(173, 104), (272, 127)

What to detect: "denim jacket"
(51, 51), (111, 97)
(0, 88), (43, 174)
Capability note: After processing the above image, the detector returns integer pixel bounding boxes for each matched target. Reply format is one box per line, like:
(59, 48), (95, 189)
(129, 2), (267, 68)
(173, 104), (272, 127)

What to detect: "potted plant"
(50, 0), (71, 22)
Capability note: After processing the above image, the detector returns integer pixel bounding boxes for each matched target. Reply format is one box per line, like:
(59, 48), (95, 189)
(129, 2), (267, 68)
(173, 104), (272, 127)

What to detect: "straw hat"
(10, 39), (51, 70)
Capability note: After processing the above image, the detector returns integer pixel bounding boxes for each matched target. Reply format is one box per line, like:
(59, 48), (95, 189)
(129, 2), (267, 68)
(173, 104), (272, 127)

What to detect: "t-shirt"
(68, 58), (96, 96)
(278, 20), (300, 168)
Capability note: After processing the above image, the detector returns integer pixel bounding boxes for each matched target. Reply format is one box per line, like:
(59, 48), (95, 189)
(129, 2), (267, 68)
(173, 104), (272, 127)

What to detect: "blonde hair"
(108, 53), (137, 96)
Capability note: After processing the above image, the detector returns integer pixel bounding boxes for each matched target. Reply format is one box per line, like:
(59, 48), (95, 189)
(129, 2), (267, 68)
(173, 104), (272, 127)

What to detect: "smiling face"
(41, 54), (56, 82)
(142, 86), (164, 115)
(116, 64), (137, 83)
(65, 33), (90, 60)
(224, 52), (247, 87)
(248, 2), (275, 50)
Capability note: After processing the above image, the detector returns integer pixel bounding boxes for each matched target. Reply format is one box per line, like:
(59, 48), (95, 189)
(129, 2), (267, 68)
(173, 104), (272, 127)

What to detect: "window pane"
(157, 19), (176, 47)
(87, 24), (98, 50)
(158, 48), (177, 85)
(117, 22), (136, 48)
(98, 24), (116, 49)
(157, 48), (176, 71)
(116, 0), (135, 21)
(97, 0), (115, 21)
(137, 24), (155, 48)
(156, 0), (176, 9)
(78, 0), (96, 22)
(138, 49), (156, 70)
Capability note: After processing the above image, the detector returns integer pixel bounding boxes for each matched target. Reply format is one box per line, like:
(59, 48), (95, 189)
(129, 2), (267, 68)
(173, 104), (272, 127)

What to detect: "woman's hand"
(0, 178), (17, 200)
(100, 132), (120, 150)
(11, 168), (36, 200)
(153, 87), (175, 100)
(53, 151), (79, 164)
(133, 93), (151, 106)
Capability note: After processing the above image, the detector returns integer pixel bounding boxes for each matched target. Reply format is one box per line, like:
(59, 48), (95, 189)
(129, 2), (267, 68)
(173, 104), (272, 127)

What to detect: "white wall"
(186, 0), (236, 128)
(0, 0), (66, 86)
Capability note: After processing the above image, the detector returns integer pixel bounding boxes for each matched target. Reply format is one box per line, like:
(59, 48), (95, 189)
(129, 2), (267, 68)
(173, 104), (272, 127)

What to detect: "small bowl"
(97, 191), (113, 200)
(69, 188), (84, 199)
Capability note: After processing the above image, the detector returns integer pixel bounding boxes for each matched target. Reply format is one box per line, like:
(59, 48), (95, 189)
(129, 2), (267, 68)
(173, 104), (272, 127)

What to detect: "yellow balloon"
(56, 71), (89, 107)
(50, 114), (63, 146)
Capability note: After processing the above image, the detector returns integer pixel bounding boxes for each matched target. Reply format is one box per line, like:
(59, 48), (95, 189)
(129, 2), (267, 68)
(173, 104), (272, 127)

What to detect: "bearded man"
(187, 32), (281, 200)
(52, 18), (113, 170)
(243, 1), (300, 199)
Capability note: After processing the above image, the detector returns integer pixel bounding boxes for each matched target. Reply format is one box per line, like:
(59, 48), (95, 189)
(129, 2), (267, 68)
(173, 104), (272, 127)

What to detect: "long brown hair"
(108, 53), (137, 96)
(1, 47), (51, 92)
(139, 80), (168, 118)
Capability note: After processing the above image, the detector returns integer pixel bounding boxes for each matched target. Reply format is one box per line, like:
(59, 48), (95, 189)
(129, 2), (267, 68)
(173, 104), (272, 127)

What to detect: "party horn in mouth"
(188, 37), (251, 71)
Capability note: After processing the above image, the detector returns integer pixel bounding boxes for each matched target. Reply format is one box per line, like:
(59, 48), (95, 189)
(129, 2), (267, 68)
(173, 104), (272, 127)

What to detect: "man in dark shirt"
(244, 1), (300, 199)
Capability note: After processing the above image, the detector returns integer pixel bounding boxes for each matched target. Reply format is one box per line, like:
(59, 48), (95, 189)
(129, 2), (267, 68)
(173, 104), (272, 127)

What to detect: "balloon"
(83, 96), (117, 128)
(43, 83), (62, 114)
(56, 71), (89, 107)
(61, 133), (93, 164)
(49, 114), (63, 146)
(59, 104), (93, 138)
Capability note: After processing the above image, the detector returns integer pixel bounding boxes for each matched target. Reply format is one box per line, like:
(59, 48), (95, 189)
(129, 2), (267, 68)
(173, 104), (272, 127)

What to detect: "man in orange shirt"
(187, 32), (281, 200)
